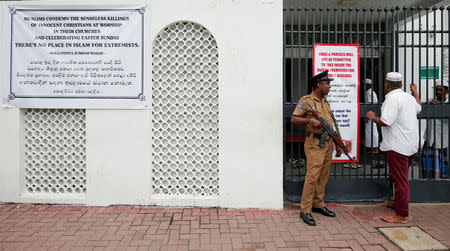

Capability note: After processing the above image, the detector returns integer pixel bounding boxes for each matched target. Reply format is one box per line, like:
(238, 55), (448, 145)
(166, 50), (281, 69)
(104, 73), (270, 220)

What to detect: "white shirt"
(365, 88), (378, 104)
(379, 89), (422, 156)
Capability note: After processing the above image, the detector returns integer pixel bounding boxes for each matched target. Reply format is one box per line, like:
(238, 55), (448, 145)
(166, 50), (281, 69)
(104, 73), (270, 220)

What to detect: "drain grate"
(379, 226), (448, 251)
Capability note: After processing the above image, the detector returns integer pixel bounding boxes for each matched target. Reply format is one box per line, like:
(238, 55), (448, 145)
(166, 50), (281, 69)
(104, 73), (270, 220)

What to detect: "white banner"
(2, 5), (151, 109)
(313, 43), (360, 162)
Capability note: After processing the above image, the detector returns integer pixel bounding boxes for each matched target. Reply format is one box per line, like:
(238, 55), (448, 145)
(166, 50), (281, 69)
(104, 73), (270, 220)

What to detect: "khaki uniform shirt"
(292, 93), (334, 135)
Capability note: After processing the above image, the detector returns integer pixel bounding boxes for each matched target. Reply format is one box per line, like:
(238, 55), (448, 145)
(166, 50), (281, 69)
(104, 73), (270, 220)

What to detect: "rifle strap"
(331, 111), (342, 138)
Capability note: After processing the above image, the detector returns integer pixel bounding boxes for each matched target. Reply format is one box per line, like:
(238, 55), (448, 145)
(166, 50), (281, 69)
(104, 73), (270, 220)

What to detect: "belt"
(306, 132), (323, 140)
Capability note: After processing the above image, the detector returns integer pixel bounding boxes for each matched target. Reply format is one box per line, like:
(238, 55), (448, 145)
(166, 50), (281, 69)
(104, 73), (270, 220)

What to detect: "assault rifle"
(306, 103), (355, 161)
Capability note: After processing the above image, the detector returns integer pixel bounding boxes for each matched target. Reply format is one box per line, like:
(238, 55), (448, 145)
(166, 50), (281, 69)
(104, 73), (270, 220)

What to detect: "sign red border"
(313, 43), (360, 163)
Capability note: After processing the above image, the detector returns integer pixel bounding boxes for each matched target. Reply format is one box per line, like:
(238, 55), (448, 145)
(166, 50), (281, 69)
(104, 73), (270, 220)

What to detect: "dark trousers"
(387, 150), (415, 217)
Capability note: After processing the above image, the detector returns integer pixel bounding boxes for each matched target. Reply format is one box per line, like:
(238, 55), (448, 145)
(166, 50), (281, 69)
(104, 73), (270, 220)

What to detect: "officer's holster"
(306, 131), (329, 148)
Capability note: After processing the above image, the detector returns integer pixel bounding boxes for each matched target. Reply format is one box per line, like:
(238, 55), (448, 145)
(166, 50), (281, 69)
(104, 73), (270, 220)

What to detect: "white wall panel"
(0, 0), (283, 209)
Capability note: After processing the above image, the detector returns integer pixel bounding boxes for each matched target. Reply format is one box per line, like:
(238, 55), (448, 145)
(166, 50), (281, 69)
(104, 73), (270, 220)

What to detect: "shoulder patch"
(297, 102), (304, 109)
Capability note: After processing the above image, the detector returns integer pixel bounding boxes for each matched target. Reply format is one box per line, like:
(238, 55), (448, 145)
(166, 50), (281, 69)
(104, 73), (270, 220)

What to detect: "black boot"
(312, 207), (336, 217)
(300, 212), (316, 226)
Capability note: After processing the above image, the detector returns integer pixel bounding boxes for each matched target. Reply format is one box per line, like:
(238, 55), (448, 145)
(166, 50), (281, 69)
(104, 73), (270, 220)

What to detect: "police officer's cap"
(310, 70), (334, 87)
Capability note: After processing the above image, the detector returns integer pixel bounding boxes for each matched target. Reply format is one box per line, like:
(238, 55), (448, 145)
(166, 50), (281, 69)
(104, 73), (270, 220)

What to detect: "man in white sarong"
(364, 79), (379, 154)
(423, 80), (449, 179)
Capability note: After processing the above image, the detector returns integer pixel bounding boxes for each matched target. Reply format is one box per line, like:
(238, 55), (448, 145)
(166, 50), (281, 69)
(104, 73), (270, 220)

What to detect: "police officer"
(291, 70), (342, 226)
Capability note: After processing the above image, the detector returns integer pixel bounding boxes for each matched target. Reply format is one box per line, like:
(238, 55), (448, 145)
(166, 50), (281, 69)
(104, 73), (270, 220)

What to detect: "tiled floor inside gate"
(285, 153), (434, 179)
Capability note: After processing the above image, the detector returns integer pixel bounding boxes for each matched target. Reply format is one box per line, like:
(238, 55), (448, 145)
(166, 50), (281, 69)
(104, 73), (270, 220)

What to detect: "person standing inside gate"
(366, 72), (421, 223)
(291, 70), (343, 226)
(423, 80), (449, 179)
(364, 79), (379, 154)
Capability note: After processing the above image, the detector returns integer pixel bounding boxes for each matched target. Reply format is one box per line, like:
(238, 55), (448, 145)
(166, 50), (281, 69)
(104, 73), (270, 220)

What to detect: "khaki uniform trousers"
(300, 135), (333, 213)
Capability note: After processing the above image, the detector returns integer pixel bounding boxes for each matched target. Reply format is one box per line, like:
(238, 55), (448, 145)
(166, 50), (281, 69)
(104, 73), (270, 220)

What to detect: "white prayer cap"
(364, 79), (372, 84)
(385, 72), (402, 82)
(434, 80), (449, 88)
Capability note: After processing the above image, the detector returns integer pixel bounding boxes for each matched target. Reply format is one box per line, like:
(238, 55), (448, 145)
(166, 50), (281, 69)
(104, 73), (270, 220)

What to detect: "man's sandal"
(343, 163), (362, 169)
(380, 214), (407, 223)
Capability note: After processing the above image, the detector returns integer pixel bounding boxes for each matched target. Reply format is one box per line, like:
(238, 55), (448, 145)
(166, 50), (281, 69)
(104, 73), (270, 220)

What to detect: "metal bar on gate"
(305, 7), (309, 81)
(313, 8), (316, 46)
(327, 8), (331, 42)
(342, 8), (345, 44)
(349, 8), (353, 174)
(377, 8), (382, 179)
(391, 8), (395, 72)
(391, 6), (399, 195)
(290, 8), (294, 180)
(370, 8), (374, 102)
(342, 7), (345, 176)
(349, 8), (353, 44)
(396, 7), (400, 72)
(356, 7), (360, 178)
(363, 8), (367, 178)
(298, 8), (303, 176)
(418, 6), (424, 178)
(447, 6), (450, 180)
(387, 9), (394, 191)
(282, 8), (287, 183)
(411, 7), (415, 92)
(418, 7), (422, 102)
(433, 6), (437, 180)
(425, 7), (431, 178)
(348, 8), (353, 176)
(334, 7), (337, 176)
(335, 8), (338, 44)
(403, 7), (407, 93)
(433, 7), (438, 91)
(411, 7), (415, 179)
(439, 6), (444, 178)
(384, 8), (389, 178)
(370, 8), (375, 177)
(426, 7), (430, 103)
(320, 8), (323, 42)
(305, 8), (310, 176)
